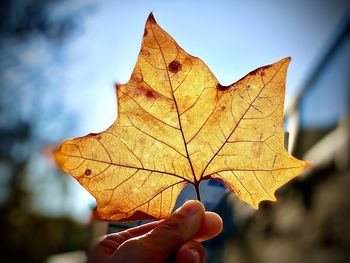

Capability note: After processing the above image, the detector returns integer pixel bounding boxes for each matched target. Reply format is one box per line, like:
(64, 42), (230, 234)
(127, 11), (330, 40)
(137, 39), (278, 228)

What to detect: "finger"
(112, 200), (205, 263)
(128, 220), (161, 236)
(87, 222), (161, 263)
(87, 239), (119, 263)
(105, 220), (161, 244)
(142, 200), (205, 260)
(97, 239), (120, 251)
(175, 240), (206, 263)
(193, 211), (223, 242)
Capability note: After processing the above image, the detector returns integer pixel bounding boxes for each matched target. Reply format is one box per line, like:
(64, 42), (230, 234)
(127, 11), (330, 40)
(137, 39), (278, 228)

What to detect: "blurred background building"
(0, 0), (349, 262)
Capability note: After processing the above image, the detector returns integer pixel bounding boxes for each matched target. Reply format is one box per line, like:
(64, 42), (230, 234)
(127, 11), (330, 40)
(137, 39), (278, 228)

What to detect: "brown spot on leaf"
(140, 49), (150, 56)
(261, 72), (265, 77)
(168, 60), (182, 73)
(216, 83), (230, 91)
(249, 65), (271, 77)
(145, 90), (156, 99)
(221, 106), (226, 110)
(137, 85), (159, 99)
(249, 69), (260, 76)
(85, 169), (92, 176)
(143, 28), (148, 37)
(88, 133), (102, 140)
(131, 73), (143, 83)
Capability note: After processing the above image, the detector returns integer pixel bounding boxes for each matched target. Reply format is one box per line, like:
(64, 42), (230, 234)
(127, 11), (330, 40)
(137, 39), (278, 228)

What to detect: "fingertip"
(136, 200), (206, 262)
(177, 200), (205, 217)
(175, 240), (206, 263)
(194, 211), (223, 242)
(207, 211), (223, 233)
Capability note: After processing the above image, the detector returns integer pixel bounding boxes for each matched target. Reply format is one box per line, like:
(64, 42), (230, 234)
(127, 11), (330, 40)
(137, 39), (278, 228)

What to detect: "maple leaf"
(54, 13), (309, 221)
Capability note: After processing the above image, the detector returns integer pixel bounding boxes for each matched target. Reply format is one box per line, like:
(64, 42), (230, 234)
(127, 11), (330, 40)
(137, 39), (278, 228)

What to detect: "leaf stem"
(195, 184), (201, 202)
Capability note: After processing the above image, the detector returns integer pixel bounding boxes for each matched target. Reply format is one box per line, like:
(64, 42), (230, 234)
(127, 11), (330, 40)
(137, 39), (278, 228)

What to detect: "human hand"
(87, 200), (223, 263)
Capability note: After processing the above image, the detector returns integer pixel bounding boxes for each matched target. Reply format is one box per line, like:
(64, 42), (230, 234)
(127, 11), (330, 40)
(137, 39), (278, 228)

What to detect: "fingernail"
(189, 249), (200, 263)
(180, 200), (201, 217)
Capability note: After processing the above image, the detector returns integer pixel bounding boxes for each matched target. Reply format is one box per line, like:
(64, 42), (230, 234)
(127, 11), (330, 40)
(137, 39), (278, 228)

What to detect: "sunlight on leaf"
(54, 13), (309, 221)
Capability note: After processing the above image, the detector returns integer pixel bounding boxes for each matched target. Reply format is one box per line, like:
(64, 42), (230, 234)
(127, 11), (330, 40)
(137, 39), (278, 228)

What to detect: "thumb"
(113, 200), (205, 263)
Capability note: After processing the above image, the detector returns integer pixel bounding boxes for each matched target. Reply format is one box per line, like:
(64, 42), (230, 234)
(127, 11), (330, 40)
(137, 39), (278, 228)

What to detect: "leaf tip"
(52, 143), (65, 168)
(282, 56), (292, 65)
(303, 160), (312, 170)
(147, 12), (157, 24)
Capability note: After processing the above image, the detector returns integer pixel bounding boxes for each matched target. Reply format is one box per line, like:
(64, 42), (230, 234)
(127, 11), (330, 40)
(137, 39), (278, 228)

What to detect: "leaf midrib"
(150, 23), (199, 185)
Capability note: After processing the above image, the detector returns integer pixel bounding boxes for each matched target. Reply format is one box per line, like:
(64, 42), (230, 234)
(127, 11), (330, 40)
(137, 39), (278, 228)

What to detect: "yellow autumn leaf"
(54, 13), (309, 221)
